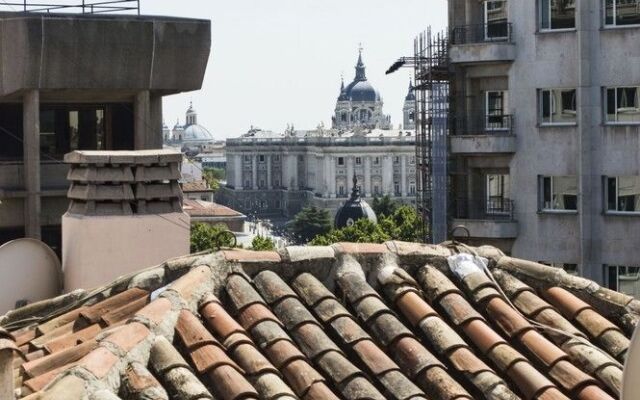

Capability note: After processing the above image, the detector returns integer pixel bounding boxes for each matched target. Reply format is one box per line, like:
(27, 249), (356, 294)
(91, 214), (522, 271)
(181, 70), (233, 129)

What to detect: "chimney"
(62, 150), (190, 290)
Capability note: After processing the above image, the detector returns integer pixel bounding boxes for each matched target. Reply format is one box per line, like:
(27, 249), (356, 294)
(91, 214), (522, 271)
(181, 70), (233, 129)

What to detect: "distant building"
(334, 176), (378, 228)
(332, 50), (391, 130)
(166, 102), (218, 155)
(183, 198), (246, 232)
(403, 80), (416, 130)
(182, 180), (216, 203)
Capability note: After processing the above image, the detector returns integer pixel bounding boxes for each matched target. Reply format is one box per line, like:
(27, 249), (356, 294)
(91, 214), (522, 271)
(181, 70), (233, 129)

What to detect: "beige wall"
(62, 212), (190, 291)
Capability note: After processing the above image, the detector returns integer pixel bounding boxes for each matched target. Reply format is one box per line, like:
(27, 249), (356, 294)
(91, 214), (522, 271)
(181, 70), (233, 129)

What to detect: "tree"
(310, 205), (423, 245)
(287, 206), (332, 244)
(251, 235), (275, 251)
(372, 195), (398, 217)
(311, 218), (390, 245)
(202, 168), (225, 191)
(190, 223), (235, 253)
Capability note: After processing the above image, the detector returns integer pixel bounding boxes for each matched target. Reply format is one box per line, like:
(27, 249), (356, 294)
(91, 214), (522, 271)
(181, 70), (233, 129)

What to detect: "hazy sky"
(143, 1), (448, 138)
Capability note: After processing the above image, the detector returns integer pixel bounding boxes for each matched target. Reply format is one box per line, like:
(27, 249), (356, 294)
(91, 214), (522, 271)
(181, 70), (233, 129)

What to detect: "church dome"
(348, 80), (381, 102)
(335, 176), (378, 228)
(182, 124), (214, 142)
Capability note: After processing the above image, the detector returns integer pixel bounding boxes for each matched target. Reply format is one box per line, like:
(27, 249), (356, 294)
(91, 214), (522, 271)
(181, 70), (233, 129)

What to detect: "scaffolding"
(413, 28), (450, 244)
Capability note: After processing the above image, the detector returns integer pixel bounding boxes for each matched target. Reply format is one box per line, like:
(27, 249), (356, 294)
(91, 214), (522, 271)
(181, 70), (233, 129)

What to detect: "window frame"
(604, 264), (640, 293)
(603, 0), (640, 28)
(539, 88), (578, 126)
(538, 175), (579, 213)
(539, 0), (577, 31)
(604, 86), (640, 125)
(603, 175), (640, 214)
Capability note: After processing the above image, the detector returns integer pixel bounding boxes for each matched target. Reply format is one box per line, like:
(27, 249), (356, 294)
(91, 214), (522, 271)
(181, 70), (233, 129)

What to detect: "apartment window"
(486, 174), (511, 214)
(540, 89), (577, 125)
(605, 265), (640, 296)
(540, 0), (576, 30)
(338, 157), (345, 166)
(484, 1), (509, 39)
(485, 91), (509, 129)
(259, 155), (265, 162)
(539, 176), (578, 211)
(605, 0), (640, 27)
(605, 176), (640, 213)
(605, 87), (640, 124)
(355, 157), (362, 165)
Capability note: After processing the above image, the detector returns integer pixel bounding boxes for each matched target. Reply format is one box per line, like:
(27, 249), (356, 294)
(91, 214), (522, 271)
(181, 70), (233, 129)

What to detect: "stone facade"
(218, 132), (417, 218)
(448, 0), (640, 294)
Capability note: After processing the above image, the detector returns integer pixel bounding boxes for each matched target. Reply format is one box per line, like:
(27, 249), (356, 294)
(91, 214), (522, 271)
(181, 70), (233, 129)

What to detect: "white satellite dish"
(0, 239), (61, 315)
(623, 322), (640, 399)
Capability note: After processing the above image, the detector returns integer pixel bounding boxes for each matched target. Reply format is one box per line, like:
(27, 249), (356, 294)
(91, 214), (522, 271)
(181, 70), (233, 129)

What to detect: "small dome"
(348, 81), (381, 102)
(182, 124), (214, 142)
(334, 176), (378, 228)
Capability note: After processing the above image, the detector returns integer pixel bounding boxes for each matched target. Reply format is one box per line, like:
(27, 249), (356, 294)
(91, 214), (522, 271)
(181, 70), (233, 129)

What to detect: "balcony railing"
(1, 0), (140, 14)
(454, 197), (515, 221)
(451, 23), (513, 45)
(452, 112), (513, 136)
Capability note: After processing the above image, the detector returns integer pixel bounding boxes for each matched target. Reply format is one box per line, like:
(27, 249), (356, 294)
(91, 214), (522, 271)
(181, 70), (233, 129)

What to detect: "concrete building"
(0, 8), (211, 254)
(218, 129), (416, 218)
(447, 0), (640, 294)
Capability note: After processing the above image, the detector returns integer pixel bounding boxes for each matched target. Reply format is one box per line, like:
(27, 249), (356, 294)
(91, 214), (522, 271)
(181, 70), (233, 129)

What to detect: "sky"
(143, 1), (448, 139)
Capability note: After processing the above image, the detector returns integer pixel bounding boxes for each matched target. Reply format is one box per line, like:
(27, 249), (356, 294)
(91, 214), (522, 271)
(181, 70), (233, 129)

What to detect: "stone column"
(23, 90), (41, 240)
(401, 155), (408, 197)
(252, 156), (258, 190)
(234, 154), (242, 189)
(364, 156), (372, 197)
(266, 154), (272, 189)
(382, 155), (393, 195)
(134, 90), (151, 150)
(329, 156), (336, 198)
(287, 155), (298, 190)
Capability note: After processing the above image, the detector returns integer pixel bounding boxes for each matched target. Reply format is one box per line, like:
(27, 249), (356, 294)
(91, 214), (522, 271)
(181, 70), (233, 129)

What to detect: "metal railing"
(1, 1), (140, 14)
(452, 112), (513, 136)
(451, 23), (513, 45)
(453, 197), (515, 220)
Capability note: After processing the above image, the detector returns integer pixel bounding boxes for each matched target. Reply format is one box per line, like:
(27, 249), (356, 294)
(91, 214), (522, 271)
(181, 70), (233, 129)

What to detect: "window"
(539, 176), (578, 211)
(338, 186), (345, 196)
(486, 174), (511, 214)
(244, 180), (251, 189)
(540, 89), (577, 125)
(274, 179), (280, 187)
(410, 183), (416, 195)
(484, 1), (509, 39)
(605, 176), (640, 213)
(274, 155), (280, 161)
(540, 0), (576, 30)
(373, 156), (380, 165)
(275, 200), (281, 209)
(341, 112), (347, 122)
(0, 104), (23, 160)
(394, 182), (401, 195)
(259, 155), (265, 162)
(260, 200), (267, 208)
(355, 157), (362, 165)
(409, 156), (416, 165)
(259, 179), (265, 188)
(39, 107), (105, 157)
(605, 265), (640, 297)
(486, 91), (509, 129)
(374, 185), (381, 195)
(244, 155), (251, 162)
(298, 155), (304, 161)
(605, 0), (640, 27)
(338, 157), (344, 166)
(606, 87), (640, 124)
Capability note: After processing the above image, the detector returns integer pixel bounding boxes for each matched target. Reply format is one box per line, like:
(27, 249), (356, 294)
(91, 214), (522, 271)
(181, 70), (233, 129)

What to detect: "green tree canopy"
(372, 195), (398, 217)
(251, 235), (275, 251)
(202, 167), (225, 191)
(287, 206), (333, 244)
(190, 223), (235, 253)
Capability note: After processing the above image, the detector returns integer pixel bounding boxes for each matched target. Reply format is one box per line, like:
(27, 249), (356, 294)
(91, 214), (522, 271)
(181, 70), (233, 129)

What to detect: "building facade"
(447, 0), (640, 293)
(218, 130), (416, 218)
(0, 10), (211, 254)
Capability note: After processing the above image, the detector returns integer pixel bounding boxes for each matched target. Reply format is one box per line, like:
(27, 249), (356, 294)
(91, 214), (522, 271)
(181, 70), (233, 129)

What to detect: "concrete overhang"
(452, 219), (518, 239)
(450, 134), (516, 154)
(0, 12), (211, 97)
(450, 42), (515, 64)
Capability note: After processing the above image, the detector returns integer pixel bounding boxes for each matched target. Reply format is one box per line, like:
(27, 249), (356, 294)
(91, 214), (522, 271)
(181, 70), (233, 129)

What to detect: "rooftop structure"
(334, 175), (377, 228)
(0, 241), (634, 399)
(183, 198), (246, 232)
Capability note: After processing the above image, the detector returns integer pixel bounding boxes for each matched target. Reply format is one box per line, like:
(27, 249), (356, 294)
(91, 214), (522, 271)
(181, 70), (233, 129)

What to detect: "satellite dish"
(0, 239), (61, 315)
(624, 322), (640, 399)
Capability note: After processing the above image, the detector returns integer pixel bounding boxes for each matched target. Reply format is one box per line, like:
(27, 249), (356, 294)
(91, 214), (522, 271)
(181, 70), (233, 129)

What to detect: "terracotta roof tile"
(3, 242), (635, 400)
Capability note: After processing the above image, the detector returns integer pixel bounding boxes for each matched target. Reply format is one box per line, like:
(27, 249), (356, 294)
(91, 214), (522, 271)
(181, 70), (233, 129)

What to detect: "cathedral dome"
(347, 80), (381, 102)
(182, 124), (214, 142)
(334, 176), (378, 229)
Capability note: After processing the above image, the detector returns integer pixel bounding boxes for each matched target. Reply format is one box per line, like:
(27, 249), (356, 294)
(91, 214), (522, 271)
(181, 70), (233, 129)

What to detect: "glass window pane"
(543, 176), (552, 208)
(617, 176), (640, 212)
(606, 88), (617, 122)
(560, 90), (577, 123)
(616, 0), (640, 26)
(541, 0), (550, 29)
(605, 0), (615, 25)
(541, 90), (552, 123)
(552, 176), (577, 210)
(607, 177), (617, 211)
(550, 0), (575, 29)
(485, 1), (509, 38)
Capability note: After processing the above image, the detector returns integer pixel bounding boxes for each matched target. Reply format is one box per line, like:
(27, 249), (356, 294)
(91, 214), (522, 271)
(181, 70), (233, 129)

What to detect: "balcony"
(452, 198), (518, 239)
(450, 23), (515, 64)
(450, 113), (516, 154)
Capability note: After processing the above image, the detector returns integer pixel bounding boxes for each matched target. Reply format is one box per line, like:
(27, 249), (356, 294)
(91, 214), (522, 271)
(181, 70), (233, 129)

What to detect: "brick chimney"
(62, 150), (190, 290)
